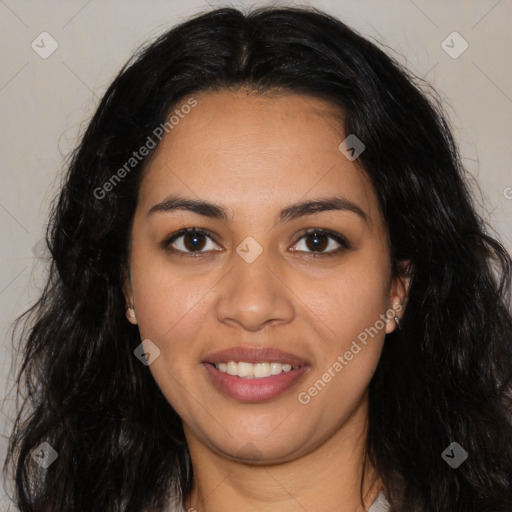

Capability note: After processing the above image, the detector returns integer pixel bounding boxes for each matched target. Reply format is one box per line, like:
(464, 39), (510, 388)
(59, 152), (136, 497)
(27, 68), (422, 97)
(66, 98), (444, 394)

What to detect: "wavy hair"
(4, 5), (512, 511)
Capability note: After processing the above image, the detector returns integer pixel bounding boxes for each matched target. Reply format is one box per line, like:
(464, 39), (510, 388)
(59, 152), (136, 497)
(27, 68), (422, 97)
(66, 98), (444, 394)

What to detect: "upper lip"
(203, 346), (309, 367)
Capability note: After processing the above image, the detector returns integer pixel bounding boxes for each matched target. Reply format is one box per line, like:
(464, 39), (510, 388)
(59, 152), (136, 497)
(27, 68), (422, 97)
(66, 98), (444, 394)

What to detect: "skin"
(123, 89), (410, 512)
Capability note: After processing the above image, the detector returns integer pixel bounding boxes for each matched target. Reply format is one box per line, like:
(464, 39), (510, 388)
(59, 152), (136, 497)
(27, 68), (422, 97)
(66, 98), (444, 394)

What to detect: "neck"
(182, 393), (382, 512)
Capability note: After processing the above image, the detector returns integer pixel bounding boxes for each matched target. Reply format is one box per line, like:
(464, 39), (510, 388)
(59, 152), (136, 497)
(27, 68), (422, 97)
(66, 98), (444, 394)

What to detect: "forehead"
(137, 89), (382, 227)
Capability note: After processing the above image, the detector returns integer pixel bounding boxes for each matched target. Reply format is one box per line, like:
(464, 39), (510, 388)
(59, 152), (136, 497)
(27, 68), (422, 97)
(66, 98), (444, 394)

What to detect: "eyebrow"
(146, 194), (368, 225)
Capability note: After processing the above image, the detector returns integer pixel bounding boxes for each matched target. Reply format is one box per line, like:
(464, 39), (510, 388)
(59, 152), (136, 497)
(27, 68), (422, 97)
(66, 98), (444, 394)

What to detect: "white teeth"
(238, 362), (253, 377)
(214, 361), (298, 378)
(253, 362), (270, 378)
(270, 362), (284, 375)
(226, 361), (238, 375)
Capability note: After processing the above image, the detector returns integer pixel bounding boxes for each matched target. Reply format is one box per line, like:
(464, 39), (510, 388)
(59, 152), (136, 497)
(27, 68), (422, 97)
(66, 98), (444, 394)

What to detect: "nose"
(214, 254), (295, 332)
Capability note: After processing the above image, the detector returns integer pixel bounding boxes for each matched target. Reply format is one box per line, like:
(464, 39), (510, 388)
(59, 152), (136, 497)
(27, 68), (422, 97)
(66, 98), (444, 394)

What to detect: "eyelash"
(162, 227), (350, 258)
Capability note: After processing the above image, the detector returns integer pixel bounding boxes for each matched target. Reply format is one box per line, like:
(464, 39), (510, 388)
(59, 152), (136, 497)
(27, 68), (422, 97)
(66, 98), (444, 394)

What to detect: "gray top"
(172, 490), (390, 511)
(368, 491), (391, 512)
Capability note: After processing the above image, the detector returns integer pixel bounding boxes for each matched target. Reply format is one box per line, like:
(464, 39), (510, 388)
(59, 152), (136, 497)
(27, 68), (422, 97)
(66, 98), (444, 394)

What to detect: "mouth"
(201, 347), (310, 402)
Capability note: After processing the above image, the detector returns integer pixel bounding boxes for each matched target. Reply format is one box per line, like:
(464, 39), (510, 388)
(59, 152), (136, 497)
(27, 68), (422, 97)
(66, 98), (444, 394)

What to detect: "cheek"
(130, 260), (215, 415)
(129, 245), (217, 343)
(304, 256), (390, 347)
(295, 270), (389, 424)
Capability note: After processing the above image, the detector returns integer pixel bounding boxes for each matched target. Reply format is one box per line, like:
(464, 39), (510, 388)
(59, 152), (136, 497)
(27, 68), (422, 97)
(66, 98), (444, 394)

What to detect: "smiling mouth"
(203, 361), (309, 402)
(201, 346), (310, 401)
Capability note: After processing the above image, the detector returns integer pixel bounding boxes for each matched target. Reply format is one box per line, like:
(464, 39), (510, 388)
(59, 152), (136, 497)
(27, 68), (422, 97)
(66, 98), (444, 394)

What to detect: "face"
(123, 89), (408, 464)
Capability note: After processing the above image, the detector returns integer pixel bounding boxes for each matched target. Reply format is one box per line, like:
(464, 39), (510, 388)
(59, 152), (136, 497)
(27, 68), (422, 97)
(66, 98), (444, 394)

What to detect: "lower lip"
(203, 363), (309, 402)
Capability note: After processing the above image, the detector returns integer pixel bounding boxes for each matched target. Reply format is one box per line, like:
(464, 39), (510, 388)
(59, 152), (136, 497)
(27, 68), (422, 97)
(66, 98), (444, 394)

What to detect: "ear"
(122, 267), (138, 325)
(385, 259), (412, 334)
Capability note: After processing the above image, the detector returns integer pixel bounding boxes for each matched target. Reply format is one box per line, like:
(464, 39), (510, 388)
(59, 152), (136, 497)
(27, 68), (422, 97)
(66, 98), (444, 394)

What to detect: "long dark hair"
(4, 5), (512, 511)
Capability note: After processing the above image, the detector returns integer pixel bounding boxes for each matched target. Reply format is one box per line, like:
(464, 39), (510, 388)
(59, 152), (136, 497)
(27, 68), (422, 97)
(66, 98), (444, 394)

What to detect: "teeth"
(214, 361), (296, 378)
(238, 362), (253, 377)
(226, 362), (238, 375)
(270, 362), (283, 375)
(254, 362), (270, 378)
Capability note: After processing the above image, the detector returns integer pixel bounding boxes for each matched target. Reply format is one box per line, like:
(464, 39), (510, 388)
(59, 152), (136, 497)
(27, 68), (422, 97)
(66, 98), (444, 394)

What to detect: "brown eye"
(181, 231), (207, 252)
(291, 229), (350, 256)
(164, 228), (220, 255)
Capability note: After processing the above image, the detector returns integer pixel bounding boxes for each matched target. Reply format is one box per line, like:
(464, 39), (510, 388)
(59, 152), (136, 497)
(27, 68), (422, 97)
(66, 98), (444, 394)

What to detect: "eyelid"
(162, 227), (350, 256)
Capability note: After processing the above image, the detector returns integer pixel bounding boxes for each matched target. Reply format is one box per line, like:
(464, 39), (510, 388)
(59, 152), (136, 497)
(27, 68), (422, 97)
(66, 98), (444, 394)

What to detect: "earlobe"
(125, 304), (138, 324)
(122, 268), (138, 325)
(385, 301), (403, 334)
(385, 259), (413, 334)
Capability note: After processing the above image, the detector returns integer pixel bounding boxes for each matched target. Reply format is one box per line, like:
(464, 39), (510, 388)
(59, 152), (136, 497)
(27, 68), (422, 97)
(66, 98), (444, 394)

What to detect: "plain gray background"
(1, 0), (511, 509)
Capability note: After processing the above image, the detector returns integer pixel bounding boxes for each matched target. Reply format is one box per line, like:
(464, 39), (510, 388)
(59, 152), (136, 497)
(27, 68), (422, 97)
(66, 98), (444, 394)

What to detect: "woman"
(4, 5), (512, 512)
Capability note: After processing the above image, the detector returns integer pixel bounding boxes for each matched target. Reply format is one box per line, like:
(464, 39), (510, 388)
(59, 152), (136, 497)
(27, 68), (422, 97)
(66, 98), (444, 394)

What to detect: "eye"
(162, 227), (350, 258)
(290, 228), (350, 256)
(163, 228), (221, 256)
